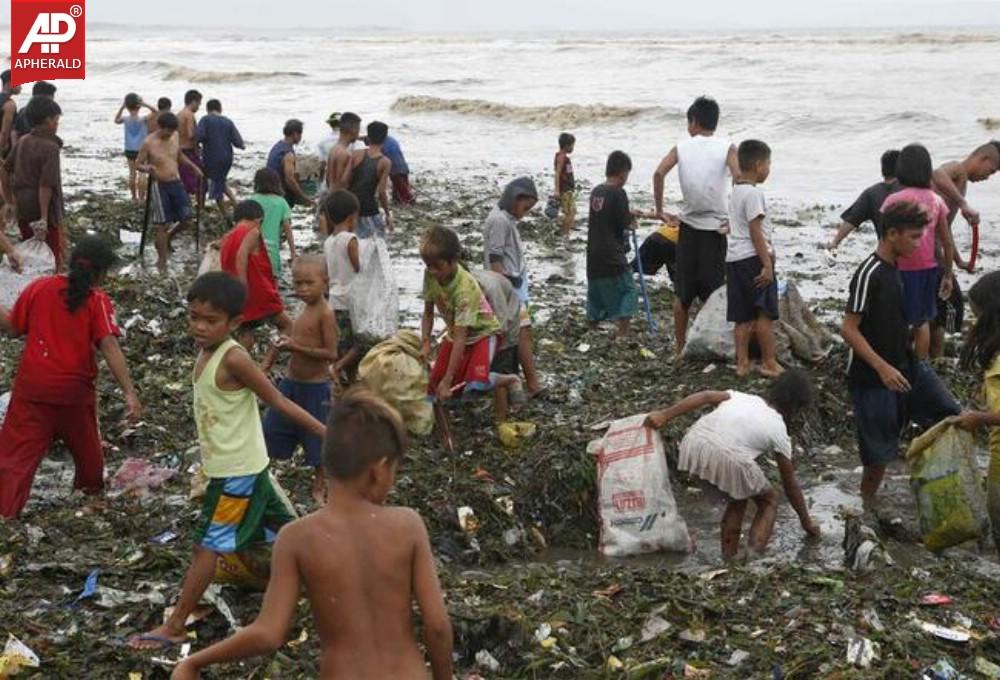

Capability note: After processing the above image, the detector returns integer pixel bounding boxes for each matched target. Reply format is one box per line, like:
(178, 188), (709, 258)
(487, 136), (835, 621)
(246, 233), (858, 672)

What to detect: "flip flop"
(527, 387), (550, 401)
(126, 633), (180, 651)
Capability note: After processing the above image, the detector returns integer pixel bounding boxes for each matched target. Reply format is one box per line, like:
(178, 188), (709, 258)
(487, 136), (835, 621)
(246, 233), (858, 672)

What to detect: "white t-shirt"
(726, 183), (772, 263)
(317, 133), (338, 165)
(687, 391), (791, 463)
(324, 231), (359, 311)
(676, 135), (733, 232)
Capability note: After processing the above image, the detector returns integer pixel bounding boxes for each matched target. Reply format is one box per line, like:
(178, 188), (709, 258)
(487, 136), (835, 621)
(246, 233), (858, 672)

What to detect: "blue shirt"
(123, 115), (147, 152)
(197, 114), (245, 178)
(267, 140), (296, 202)
(381, 136), (409, 176)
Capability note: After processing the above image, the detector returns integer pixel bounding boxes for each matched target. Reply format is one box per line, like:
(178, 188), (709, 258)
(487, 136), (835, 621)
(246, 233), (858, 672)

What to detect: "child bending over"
(645, 370), (819, 560)
(172, 389), (453, 680)
(420, 226), (516, 422)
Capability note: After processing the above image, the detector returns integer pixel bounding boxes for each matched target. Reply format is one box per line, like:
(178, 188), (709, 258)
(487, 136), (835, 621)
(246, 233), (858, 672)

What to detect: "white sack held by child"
(349, 236), (399, 342)
(0, 222), (56, 308)
(589, 414), (689, 557)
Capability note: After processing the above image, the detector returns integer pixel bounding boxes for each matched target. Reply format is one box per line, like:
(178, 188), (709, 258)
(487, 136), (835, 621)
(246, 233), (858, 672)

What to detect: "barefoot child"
(841, 201), (960, 502)
(129, 272), (326, 651)
(420, 226), (515, 421)
(219, 200), (292, 351)
(554, 132), (576, 236)
(955, 272), (1000, 554)
(644, 370), (820, 560)
(136, 112), (203, 272)
(586, 150), (637, 338)
(263, 256), (338, 505)
(726, 139), (782, 377)
(171, 389), (453, 679)
(0, 237), (141, 517)
(322, 189), (363, 384)
(113, 93), (154, 202)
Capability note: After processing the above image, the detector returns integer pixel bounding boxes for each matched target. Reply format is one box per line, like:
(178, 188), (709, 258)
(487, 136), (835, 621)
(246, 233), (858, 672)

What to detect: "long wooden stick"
(138, 174), (153, 257)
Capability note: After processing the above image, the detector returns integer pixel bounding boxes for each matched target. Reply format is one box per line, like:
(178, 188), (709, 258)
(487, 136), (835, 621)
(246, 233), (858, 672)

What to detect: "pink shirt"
(881, 187), (948, 271)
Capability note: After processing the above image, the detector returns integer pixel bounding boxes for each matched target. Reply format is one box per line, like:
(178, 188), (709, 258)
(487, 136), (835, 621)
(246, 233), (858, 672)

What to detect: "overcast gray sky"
(77, 0), (1000, 31)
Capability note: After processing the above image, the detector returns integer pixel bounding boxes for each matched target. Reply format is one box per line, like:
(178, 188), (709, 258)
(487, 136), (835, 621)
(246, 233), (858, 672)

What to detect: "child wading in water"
(0, 237), (141, 517)
(263, 256), (339, 506)
(956, 272), (1000, 553)
(172, 389), (453, 680)
(113, 92), (153, 202)
(645, 370), (820, 560)
(130, 272), (325, 651)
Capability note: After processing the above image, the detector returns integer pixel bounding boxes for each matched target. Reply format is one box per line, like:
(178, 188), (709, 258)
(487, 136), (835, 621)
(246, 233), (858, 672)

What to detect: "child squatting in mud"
(645, 369), (820, 560)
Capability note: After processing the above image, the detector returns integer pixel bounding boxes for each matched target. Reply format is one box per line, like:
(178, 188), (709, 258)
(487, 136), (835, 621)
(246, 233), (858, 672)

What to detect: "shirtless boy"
(171, 389), (454, 680)
(178, 89), (204, 197)
(929, 141), (1000, 356)
(263, 256), (339, 505)
(136, 112), (203, 271)
(325, 111), (361, 192)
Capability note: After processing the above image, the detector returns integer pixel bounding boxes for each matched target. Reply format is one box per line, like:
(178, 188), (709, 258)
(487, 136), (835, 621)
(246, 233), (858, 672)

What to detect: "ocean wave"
(391, 95), (661, 126)
(88, 60), (307, 83)
(409, 78), (485, 86)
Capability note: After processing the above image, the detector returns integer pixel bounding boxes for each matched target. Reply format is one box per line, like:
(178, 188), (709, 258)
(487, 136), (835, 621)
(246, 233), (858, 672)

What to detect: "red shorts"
(428, 336), (497, 399)
(0, 395), (103, 518)
(390, 174), (415, 206)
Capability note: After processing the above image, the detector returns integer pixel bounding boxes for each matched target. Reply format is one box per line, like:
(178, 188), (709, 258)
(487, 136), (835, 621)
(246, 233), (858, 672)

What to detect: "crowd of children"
(2, 81), (1000, 676)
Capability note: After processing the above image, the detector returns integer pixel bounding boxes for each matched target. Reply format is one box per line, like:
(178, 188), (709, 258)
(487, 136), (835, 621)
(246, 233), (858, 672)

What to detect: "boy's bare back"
(140, 133), (181, 183)
(178, 109), (197, 150)
(287, 301), (336, 382)
(284, 503), (436, 679)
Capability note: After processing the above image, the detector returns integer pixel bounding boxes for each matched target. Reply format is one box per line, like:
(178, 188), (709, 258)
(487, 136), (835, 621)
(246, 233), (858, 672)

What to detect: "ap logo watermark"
(10, 0), (86, 87)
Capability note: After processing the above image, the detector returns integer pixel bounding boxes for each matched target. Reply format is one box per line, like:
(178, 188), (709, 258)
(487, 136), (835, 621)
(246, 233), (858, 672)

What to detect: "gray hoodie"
(483, 177), (538, 283)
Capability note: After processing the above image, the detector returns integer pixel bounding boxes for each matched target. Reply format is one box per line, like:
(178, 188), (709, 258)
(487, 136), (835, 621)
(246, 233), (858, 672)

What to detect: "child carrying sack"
(588, 414), (689, 557)
(349, 237), (399, 344)
(906, 418), (989, 552)
(0, 223), (57, 308)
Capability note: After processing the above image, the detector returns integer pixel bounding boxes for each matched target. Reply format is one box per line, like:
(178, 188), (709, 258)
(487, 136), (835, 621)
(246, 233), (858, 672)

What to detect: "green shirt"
(422, 266), (500, 344)
(193, 339), (270, 478)
(250, 192), (293, 276)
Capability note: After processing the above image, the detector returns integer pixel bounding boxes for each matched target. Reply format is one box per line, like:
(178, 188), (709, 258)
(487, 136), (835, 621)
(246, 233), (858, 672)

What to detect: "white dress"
(678, 391), (792, 500)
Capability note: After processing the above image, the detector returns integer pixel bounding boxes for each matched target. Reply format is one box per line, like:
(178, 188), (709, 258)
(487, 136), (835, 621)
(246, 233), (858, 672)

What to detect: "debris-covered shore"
(1, 175), (998, 679)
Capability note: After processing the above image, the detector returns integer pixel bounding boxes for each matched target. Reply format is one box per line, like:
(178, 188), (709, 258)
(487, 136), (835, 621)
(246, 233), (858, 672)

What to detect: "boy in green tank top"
(129, 272), (327, 651)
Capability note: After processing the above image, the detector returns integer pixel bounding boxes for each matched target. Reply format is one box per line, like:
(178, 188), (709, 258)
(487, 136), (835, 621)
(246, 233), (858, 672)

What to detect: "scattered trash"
(149, 530), (178, 545)
(457, 507), (478, 534)
(497, 421), (537, 449)
(606, 655), (623, 670)
(921, 593), (954, 606)
(975, 657), (1000, 679)
(0, 553), (13, 579)
(638, 347), (656, 360)
(846, 636), (880, 668)
(0, 634), (40, 676)
(906, 419), (989, 552)
(0, 392), (9, 427)
(701, 363), (716, 374)
(77, 568), (101, 601)
(576, 343), (590, 353)
(639, 615), (671, 642)
(920, 658), (966, 679)
(861, 608), (885, 632)
(679, 628), (707, 644)
(93, 585), (166, 609)
(475, 649), (500, 672)
(201, 584), (239, 630)
(843, 513), (894, 572)
(683, 662), (712, 677)
(918, 621), (971, 644)
(726, 649), (750, 667)
(109, 458), (176, 496)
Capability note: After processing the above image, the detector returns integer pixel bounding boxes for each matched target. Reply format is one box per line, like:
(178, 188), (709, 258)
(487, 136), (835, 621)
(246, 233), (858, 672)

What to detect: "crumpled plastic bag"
(906, 418), (989, 552)
(0, 634), (40, 677)
(197, 241), (221, 276)
(349, 237), (399, 344)
(0, 392), (10, 428)
(359, 331), (433, 436)
(0, 225), (56, 308)
(498, 421), (536, 449)
(109, 458), (176, 497)
(681, 280), (834, 364)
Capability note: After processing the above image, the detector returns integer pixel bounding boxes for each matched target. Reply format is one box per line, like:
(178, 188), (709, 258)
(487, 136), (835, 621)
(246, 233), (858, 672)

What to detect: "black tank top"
(349, 153), (381, 217)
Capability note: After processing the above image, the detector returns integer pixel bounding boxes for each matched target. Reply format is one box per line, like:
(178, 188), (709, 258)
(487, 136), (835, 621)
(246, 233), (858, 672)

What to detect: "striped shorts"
(195, 469), (296, 554)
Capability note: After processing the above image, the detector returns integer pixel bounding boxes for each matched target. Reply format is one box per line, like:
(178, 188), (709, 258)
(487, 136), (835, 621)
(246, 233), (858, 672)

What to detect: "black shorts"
(631, 232), (677, 284)
(725, 256), (779, 323)
(676, 222), (726, 308)
(934, 275), (964, 334)
(490, 346), (519, 376)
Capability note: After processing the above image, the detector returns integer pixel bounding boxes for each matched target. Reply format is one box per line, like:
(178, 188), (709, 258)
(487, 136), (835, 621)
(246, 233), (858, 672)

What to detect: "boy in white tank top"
(652, 96), (741, 356)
